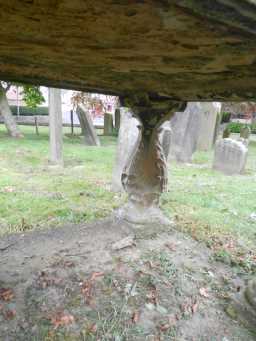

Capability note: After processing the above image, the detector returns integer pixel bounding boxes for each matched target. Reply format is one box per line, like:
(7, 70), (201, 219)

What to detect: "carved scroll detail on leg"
(119, 96), (186, 225)
(122, 123), (167, 209)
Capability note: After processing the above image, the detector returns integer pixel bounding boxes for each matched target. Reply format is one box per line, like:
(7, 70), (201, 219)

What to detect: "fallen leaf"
(3, 309), (16, 320)
(111, 236), (135, 251)
(81, 272), (104, 304)
(50, 312), (74, 329)
(147, 289), (158, 305)
(168, 314), (178, 326)
(165, 242), (176, 252)
(90, 272), (104, 281)
(0, 288), (14, 301)
(132, 311), (140, 324)
(88, 323), (97, 333)
(159, 323), (171, 332)
(192, 302), (199, 314)
(199, 287), (210, 298)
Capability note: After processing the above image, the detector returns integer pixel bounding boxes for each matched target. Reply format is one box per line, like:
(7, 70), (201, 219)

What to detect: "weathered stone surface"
(213, 138), (248, 175)
(160, 121), (172, 161)
(112, 110), (172, 192)
(227, 278), (256, 331)
(0, 1), (256, 101)
(119, 97), (186, 225)
(114, 108), (121, 132)
(240, 125), (251, 139)
(76, 104), (100, 146)
(104, 113), (114, 136)
(168, 102), (202, 163)
(223, 126), (231, 138)
(112, 108), (139, 192)
(197, 102), (222, 151)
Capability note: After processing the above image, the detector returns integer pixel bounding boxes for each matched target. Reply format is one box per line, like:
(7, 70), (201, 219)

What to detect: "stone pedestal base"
(117, 202), (172, 226)
(226, 279), (256, 332)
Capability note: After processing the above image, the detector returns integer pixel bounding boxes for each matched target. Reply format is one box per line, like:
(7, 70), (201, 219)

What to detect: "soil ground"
(0, 217), (255, 341)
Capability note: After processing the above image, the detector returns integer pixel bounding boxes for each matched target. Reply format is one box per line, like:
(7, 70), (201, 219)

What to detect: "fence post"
(35, 116), (39, 135)
(70, 109), (74, 135)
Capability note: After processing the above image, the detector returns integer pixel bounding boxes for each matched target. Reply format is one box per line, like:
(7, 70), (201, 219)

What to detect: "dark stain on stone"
(125, 9), (137, 17)
(180, 43), (198, 50)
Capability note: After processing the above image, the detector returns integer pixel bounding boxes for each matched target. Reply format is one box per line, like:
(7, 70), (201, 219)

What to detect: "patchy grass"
(0, 125), (121, 235)
(0, 124), (255, 273)
(162, 140), (256, 274)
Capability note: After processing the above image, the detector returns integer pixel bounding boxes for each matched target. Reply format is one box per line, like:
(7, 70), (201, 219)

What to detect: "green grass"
(0, 124), (255, 271)
(0, 125), (120, 235)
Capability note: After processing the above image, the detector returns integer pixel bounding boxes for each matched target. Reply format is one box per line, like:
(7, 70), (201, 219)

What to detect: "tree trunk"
(0, 84), (23, 138)
(49, 88), (63, 165)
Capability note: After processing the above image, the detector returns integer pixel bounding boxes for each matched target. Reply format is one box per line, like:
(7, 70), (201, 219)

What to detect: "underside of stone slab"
(0, 1), (256, 101)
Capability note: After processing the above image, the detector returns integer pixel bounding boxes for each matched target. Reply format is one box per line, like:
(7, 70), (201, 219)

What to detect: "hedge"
(228, 122), (256, 134)
(10, 105), (48, 116)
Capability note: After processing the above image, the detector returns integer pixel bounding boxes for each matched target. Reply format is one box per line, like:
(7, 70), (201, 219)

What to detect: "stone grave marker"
(213, 138), (248, 175)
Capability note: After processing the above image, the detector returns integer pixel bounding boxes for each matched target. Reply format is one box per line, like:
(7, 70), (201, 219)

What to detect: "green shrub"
(227, 122), (256, 134)
(10, 105), (48, 116)
(221, 111), (231, 123)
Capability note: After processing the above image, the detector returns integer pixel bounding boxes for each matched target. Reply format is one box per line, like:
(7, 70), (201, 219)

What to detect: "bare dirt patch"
(0, 218), (255, 340)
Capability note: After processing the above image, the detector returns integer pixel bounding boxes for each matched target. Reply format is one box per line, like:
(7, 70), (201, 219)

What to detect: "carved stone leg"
(227, 278), (256, 330)
(119, 94), (186, 225)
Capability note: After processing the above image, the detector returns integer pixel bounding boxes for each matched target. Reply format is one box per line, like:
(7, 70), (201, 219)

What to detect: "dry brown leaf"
(90, 272), (104, 281)
(168, 314), (178, 326)
(159, 323), (171, 332)
(199, 287), (210, 298)
(3, 309), (16, 320)
(81, 272), (104, 304)
(165, 242), (176, 252)
(0, 288), (14, 301)
(147, 288), (158, 305)
(192, 302), (199, 314)
(50, 312), (74, 329)
(88, 323), (97, 333)
(132, 311), (140, 324)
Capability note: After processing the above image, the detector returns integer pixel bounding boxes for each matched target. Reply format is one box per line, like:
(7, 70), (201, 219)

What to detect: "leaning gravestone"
(112, 108), (139, 192)
(213, 138), (248, 175)
(77, 104), (100, 146)
(168, 102), (202, 163)
(196, 102), (222, 151)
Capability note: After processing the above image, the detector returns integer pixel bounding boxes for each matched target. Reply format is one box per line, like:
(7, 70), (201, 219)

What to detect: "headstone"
(213, 111), (222, 144)
(197, 102), (222, 151)
(223, 126), (231, 138)
(213, 138), (248, 175)
(112, 108), (139, 192)
(104, 113), (114, 135)
(168, 102), (202, 163)
(240, 125), (251, 139)
(160, 121), (172, 160)
(49, 88), (63, 165)
(114, 108), (121, 132)
(76, 104), (100, 146)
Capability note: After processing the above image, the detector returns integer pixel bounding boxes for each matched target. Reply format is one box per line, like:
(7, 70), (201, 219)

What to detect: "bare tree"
(0, 82), (23, 138)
